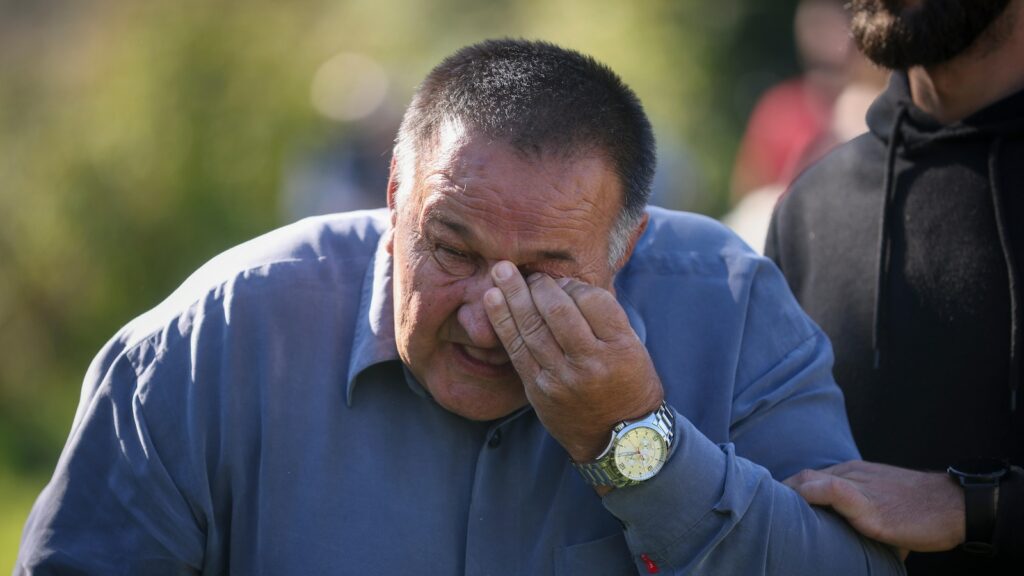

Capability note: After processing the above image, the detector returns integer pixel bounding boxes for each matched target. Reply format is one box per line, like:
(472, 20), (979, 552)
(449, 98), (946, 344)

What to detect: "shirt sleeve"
(15, 335), (206, 575)
(603, 257), (906, 575)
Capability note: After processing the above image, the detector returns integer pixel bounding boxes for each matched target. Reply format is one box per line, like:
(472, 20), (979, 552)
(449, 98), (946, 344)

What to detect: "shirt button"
(488, 429), (502, 448)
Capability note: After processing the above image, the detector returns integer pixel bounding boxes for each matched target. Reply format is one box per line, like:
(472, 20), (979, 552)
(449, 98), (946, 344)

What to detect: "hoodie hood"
(867, 71), (1024, 150)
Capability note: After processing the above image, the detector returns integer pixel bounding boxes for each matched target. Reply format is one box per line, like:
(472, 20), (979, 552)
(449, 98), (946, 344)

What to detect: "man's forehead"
(403, 123), (622, 267)
(414, 137), (618, 213)
(420, 121), (611, 185)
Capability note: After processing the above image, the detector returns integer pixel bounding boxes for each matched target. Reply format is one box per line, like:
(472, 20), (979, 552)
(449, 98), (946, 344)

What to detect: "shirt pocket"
(554, 531), (637, 576)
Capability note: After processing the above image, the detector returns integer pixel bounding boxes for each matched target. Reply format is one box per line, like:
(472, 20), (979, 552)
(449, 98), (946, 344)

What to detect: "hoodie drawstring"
(987, 137), (1020, 412)
(872, 105), (908, 370)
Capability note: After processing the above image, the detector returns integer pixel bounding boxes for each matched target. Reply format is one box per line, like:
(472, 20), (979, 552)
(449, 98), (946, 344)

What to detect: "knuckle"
(794, 469), (815, 484)
(605, 336), (636, 353)
(519, 313), (548, 340)
(563, 283), (591, 302)
(827, 475), (842, 493)
(542, 299), (573, 320)
(570, 356), (607, 380)
(506, 334), (528, 358)
(575, 286), (608, 307)
(535, 369), (560, 391)
(827, 476), (857, 503)
(834, 459), (861, 474)
(491, 311), (517, 332)
(505, 282), (529, 301)
(590, 361), (610, 381)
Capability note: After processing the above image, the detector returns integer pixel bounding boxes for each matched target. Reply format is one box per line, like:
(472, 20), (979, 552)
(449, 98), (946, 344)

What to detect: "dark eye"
(433, 244), (477, 276)
(438, 244), (466, 258)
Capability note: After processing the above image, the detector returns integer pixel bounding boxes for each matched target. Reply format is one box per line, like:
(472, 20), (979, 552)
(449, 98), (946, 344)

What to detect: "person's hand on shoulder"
(785, 460), (965, 555)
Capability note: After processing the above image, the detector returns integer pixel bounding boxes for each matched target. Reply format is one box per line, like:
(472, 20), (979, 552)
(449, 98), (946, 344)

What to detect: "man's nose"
(457, 275), (501, 349)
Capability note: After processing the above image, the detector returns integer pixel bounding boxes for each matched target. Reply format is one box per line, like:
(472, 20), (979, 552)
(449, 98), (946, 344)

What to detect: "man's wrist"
(563, 397), (666, 463)
(572, 402), (676, 490)
(947, 458), (1010, 555)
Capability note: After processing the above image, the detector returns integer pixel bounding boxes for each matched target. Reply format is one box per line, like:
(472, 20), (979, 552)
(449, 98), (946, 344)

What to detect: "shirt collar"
(345, 233), (649, 405)
(346, 234), (400, 406)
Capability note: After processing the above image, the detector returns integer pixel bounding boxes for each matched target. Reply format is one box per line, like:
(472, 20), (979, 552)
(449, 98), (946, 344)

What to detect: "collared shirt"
(16, 207), (904, 575)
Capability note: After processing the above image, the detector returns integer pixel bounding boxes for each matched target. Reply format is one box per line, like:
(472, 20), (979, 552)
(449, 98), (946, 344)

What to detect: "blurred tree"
(0, 0), (325, 473)
(0, 0), (800, 487)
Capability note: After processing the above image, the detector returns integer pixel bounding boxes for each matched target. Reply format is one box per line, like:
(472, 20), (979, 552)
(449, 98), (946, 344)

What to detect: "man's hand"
(482, 261), (664, 464)
(784, 460), (965, 553)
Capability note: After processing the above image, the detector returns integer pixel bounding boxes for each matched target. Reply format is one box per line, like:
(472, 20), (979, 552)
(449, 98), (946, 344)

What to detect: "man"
(729, 0), (851, 200)
(768, 0), (1024, 573)
(725, 0), (854, 253)
(17, 40), (902, 575)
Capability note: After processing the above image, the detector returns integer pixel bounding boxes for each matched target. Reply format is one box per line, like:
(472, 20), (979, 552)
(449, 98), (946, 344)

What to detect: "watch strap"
(962, 482), (999, 555)
(574, 453), (636, 487)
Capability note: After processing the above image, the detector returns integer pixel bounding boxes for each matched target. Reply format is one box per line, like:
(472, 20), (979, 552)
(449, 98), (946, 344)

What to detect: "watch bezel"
(947, 458), (1009, 484)
(612, 422), (670, 481)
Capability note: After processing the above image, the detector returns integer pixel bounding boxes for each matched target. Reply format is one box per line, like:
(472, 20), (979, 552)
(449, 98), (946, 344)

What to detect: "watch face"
(948, 458), (1009, 480)
(613, 425), (668, 481)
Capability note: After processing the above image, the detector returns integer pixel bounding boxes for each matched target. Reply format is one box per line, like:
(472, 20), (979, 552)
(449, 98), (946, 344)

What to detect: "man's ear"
(613, 212), (649, 272)
(386, 154), (399, 225)
(385, 154), (399, 255)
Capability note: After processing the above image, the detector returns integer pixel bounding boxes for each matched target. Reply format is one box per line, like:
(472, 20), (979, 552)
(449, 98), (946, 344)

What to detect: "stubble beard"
(849, 0), (1013, 69)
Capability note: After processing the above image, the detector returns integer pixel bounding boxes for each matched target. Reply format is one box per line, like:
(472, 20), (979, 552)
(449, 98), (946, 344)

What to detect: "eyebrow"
(428, 215), (577, 263)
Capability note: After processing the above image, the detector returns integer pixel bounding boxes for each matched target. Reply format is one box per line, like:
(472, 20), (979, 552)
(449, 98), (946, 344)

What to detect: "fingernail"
(527, 273), (544, 284)
(484, 287), (503, 306)
(555, 277), (571, 288)
(492, 261), (513, 281)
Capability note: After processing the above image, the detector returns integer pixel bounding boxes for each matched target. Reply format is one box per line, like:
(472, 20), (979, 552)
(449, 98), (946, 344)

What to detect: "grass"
(0, 469), (47, 573)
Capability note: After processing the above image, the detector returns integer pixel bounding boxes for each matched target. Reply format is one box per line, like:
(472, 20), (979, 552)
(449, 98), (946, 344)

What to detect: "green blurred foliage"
(0, 0), (799, 565)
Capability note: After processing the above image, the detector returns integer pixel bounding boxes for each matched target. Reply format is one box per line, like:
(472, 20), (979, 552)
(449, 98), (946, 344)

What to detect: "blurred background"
(0, 0), (882, 567)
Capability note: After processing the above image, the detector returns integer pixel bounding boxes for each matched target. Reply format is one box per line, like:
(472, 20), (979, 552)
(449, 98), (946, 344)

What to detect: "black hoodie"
(767, 72), (1024, 573)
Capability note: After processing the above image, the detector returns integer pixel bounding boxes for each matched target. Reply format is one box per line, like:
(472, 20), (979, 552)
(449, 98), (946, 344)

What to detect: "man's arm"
(483, 259), (904, 575)
(16, 342), (205, 575)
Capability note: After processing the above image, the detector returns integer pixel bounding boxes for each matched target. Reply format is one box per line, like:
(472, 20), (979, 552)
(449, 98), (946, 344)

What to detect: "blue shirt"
(16, 208), (904, 575)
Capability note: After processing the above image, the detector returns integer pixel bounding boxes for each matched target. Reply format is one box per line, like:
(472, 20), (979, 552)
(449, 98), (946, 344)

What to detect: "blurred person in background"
(724, 0), (884, 252)
(280, 117), (394, 219)
(768, 0), (1024, 573)
(281, 52), (399, 220)
(15, 39), (904, 575)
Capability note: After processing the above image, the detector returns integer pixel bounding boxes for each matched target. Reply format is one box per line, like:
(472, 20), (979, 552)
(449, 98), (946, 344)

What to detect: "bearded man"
(768, 0), (1024, 573)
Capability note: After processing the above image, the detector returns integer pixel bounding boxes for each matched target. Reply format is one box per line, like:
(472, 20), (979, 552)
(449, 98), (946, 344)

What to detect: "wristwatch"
(947, 458), (1010, 555)
(573, 402), (676, 488)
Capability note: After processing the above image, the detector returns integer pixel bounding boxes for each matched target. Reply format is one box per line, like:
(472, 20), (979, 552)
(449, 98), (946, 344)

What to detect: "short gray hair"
(392, 39), (655, 268)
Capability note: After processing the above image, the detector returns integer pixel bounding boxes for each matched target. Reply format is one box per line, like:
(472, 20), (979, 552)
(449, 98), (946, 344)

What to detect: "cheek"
(395, 261), (463, 340)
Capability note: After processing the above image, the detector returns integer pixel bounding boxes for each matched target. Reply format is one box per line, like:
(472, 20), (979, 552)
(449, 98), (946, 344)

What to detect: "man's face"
(386, 126), (627, 421)
(849, 0), (1012, 69)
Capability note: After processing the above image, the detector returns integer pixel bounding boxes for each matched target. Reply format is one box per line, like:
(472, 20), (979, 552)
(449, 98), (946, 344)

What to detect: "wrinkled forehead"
(413, 118), (613, 186)
(410, 127), (621, 242)
(421, 134), (620, 215)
